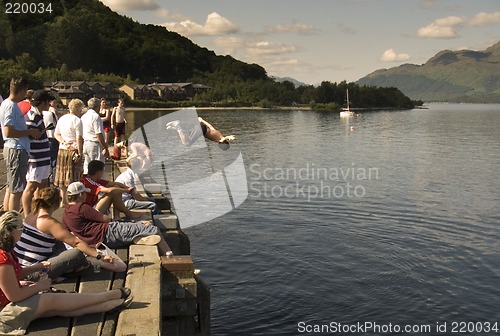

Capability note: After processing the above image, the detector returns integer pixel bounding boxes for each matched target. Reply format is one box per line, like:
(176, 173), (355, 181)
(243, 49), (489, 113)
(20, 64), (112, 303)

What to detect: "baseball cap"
(67, 182), (90, 196)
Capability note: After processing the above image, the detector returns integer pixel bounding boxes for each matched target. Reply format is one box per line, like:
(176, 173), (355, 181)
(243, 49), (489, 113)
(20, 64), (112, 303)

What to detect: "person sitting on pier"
(115, 157), (158, 215)
(0, 210), (133, 335)
(14, 187), (126, 280)
(82, 160), (142, 220)
(166, 117), (236, 150)
(63, 182), (173, 256)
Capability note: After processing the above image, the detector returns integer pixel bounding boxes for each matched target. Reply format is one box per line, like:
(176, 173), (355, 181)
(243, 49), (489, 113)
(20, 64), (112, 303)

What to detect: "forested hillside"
(0, 0), (417, 109)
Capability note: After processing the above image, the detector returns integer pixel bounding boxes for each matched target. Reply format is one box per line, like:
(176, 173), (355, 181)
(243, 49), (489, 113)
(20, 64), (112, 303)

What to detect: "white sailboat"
(340, 89), (354, 117)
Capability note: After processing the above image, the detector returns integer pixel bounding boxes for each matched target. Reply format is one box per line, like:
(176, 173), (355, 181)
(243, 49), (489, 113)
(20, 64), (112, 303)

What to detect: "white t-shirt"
(42, 110), (58, 138)
(54, 114), (83, 150)
(80, 109), (104, 142)
(115, 167), (137, 202)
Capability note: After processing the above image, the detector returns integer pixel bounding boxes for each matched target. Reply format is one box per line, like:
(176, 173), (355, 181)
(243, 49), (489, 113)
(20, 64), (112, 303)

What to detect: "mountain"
(273, 77), (307, 88)
(357, 41), (500, 103)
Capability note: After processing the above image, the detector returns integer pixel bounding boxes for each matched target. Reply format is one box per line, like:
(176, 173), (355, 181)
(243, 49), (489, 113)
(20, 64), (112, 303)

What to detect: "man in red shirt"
(63, 182), (172, 255)
(82, 160), (141, 220)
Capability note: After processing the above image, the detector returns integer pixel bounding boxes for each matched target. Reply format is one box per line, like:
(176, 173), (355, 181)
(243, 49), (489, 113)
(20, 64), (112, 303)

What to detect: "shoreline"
(125, 106), (312, 112)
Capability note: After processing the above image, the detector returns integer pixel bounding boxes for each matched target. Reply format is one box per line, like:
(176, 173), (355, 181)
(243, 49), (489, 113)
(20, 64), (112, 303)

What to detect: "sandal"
(119, 287), (131, 299)
(107, 295), (133, 314)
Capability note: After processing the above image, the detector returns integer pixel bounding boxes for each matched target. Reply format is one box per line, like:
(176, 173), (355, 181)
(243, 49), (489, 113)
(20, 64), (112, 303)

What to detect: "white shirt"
(80, 109), (104, 142)
(54, 114), (83, 150)
(42, 110), (58, 138)
(115, 167), (137, 202)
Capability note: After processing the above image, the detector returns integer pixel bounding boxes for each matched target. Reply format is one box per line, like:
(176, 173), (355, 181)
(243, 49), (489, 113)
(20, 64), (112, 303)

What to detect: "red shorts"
(114, 122), (126, 137)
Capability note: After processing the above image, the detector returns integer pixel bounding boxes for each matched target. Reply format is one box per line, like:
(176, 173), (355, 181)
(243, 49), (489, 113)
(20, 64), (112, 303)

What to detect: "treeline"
(191, 76), (420, 109)
(0, 0), (419, 109)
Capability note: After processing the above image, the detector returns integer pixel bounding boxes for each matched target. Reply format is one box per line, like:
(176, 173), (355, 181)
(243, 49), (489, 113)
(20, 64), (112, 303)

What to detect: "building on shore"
(119, 83), (210, 101)
(44, 81), (122, 105)
(43, 81), (210, 106)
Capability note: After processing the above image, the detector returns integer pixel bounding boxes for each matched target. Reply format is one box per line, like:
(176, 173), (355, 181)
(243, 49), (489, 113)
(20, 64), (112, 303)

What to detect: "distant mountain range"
(357, 41), (500, 103)
(273, 77), (307, 88)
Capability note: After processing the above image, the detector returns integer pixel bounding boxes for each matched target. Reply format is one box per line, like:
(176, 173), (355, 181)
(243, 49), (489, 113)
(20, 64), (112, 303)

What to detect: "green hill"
(357, 41), (500, 103)
(0, 0), (267, 84)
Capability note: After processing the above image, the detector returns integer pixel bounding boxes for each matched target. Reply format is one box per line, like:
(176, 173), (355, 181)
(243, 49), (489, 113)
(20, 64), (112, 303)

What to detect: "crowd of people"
(0, 76), (236, 333)
(0, 77), (167, 333)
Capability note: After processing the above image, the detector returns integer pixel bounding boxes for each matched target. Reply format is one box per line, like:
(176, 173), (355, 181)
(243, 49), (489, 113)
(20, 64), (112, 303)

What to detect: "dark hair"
(0, 211), (23, 251)
(25, 89), (34, 100)
(88, 160), (105, 176)
(32, 187), (61, 213)
(9, 77), (28, 95)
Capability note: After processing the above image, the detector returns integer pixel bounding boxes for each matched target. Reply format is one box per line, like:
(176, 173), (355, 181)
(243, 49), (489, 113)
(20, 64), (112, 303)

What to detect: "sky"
(100, 0), (500, 85)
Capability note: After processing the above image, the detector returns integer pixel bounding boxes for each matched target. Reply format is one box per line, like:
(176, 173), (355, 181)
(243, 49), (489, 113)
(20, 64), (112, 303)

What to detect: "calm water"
(130, 104), (500, 335)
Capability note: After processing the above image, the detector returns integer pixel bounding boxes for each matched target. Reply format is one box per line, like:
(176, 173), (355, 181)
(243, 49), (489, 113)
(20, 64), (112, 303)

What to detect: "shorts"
(26, 164), (51, 184)
(114, 122), (126, 137)
(103, 121), (111, 133)
(3, 147), (29, 193)
(0, 294), (40, 335)
(104, 221), (158, 249)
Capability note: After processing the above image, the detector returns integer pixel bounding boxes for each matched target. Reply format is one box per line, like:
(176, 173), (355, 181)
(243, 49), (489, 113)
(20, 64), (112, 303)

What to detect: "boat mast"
(346, 89), (350, 111)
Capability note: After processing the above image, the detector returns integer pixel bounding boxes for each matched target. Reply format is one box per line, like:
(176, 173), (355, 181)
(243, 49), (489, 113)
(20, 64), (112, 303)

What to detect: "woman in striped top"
(14, 187), (122, 280)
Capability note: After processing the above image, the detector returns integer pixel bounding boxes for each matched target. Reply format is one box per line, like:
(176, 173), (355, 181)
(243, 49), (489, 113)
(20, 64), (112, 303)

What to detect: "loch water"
(129, 104), (500, 335)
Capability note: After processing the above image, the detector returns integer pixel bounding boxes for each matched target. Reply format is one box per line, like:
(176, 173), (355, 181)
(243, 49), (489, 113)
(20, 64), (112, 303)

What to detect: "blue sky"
(100, 0), (500, 85)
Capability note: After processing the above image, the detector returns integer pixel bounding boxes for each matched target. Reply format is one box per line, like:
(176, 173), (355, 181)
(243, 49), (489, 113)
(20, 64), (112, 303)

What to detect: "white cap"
(67, 182), (90, 196)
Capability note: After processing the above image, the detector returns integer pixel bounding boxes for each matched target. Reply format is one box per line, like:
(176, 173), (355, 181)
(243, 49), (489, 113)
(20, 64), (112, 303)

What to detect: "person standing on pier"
(54, 99), (84, 205)
(43, 100), (59, 185)
(99, 98), (112, 146)
(111, 98), (127, 159)
(0, 78), (41, 212)
(81, 98), (109, 174)
(22, 90), (54, 217)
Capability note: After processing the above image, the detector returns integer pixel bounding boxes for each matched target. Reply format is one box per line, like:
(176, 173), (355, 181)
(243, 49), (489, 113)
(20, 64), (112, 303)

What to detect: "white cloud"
(265, 23), (317, 35)
(380, 49), (411, 62)
(469, 11), (500, 26)
(417, 16), (466, 38)
(163, 12), (239, 37)
(247, 41), (301, 56)
(100, 0), (159, 11)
